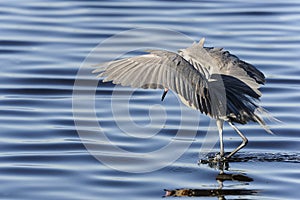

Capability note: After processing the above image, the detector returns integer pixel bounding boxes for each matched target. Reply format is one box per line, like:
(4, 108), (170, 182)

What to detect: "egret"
(93, 38), (271, 160)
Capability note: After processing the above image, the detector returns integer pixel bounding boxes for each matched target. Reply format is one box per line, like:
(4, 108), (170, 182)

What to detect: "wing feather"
(93, 50), (222, 118)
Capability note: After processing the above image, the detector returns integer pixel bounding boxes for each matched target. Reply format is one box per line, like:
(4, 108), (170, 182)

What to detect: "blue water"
(1, 0), (300, 199)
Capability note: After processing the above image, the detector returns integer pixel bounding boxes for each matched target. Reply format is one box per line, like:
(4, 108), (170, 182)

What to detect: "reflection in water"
(164, 160), (258, 199)
(164, 187), (256, 199)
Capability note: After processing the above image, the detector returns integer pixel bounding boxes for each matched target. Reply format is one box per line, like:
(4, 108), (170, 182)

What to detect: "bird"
(92, 38), (272, 161)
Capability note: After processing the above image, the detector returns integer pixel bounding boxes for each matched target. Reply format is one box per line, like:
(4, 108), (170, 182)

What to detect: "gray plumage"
(93, 38), (271, 160)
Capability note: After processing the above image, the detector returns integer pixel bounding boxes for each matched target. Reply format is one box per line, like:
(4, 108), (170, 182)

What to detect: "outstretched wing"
(179, 38), (265, 96)
(93, 50), (218, 117)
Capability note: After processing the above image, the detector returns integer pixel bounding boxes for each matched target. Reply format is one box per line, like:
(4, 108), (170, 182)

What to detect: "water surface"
(1, 0), (300, 199)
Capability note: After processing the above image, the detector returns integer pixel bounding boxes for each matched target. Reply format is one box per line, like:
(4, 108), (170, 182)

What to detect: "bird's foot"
(199, 152), (226, 163)
(198, 153), (229, 170)
(213, 153), (227, 162)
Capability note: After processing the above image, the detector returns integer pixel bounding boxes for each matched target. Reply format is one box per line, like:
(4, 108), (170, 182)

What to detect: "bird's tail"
(253, 107), (280, 135)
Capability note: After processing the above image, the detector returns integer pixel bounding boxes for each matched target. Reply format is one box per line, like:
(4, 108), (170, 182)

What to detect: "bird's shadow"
(164, 158), (258, 199)
(200, 152), (300, 164)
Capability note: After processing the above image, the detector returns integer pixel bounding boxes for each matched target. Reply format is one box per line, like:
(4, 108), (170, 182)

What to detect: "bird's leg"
(161, 88), (168, 101)
(226, 122), (248, 159)
(216, 119), (224, 158)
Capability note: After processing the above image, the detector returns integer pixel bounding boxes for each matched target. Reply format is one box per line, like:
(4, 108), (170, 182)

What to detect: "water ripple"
(1, 0), (300, 199)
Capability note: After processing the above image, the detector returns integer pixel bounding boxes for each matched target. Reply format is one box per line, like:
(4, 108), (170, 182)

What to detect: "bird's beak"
(199, 38), (205, 47)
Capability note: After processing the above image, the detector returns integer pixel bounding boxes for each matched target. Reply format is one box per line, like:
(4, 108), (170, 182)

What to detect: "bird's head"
(178, 37), (205, 53)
